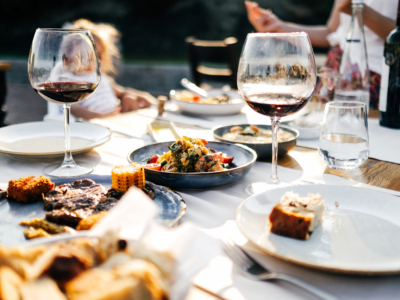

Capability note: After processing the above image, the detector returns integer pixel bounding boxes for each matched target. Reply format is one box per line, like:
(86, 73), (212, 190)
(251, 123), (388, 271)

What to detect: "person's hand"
(103, 105), (122, 117)
(120, 93), (151, 112)
(245, 1), (285, 33)
(337, 0), (352, 15)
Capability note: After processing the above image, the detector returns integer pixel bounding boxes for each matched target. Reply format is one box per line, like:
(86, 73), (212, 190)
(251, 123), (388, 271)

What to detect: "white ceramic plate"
(0, 121), (111, 156)
(170, 89), (245, 115)
(236, 185), (400, 275)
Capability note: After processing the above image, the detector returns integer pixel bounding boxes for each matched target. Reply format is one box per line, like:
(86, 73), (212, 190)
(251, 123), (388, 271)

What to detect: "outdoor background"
(0, 0), (334, 123)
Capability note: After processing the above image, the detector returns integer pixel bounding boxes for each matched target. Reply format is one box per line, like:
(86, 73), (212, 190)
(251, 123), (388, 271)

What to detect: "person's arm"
(245, 0), (341, 48)
(337, 0), (396, 40)
(70, 104), (121, 120)
(108, 77), (154, 112)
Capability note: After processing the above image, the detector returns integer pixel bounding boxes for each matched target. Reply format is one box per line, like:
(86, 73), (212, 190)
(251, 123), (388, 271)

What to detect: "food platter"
(0, 175), (186, 246)
(127, 141), (257, 190)
(236, 185), (400, 275)
(213, 124), (299, 160)
(169, 89), (245, 116)
(0, 121), (111, 156)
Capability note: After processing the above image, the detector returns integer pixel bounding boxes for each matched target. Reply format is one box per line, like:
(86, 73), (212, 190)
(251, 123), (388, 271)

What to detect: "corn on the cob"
(111, 163), (145, 192)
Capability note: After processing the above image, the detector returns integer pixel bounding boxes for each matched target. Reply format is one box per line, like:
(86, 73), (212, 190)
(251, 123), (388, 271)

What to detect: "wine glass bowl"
(237, 32), (317, 194)
(28, 29), (101, 177)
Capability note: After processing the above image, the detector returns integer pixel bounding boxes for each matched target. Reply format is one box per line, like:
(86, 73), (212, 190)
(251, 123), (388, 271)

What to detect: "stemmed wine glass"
(28, 29), (101, 177)
(237, 32), (317, 194)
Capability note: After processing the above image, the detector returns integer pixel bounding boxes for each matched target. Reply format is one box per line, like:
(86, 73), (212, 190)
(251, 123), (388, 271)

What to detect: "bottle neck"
(351, 3), (364, 18)
(397, 0), (400, 26)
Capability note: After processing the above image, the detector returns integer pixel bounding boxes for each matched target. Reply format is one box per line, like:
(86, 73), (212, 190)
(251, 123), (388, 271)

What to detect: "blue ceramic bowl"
(127, 141), (257, 190)
(213, 124), (299, 160)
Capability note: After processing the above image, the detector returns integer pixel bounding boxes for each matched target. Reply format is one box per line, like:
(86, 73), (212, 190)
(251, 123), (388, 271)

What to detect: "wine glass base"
(245, 181), (292, 195)
(43, 161), (94, 178)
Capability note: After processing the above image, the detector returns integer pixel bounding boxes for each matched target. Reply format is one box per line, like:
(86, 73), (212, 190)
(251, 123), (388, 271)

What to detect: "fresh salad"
(143, 137), (234, 173)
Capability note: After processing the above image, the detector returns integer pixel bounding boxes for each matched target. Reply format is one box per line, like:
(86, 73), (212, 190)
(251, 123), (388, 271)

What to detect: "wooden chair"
(186, 37), (239, 89)
(0, 62), (11, 127)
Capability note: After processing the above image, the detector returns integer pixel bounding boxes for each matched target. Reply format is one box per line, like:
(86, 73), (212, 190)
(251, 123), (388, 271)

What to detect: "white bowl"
(169, 89), (245, 116)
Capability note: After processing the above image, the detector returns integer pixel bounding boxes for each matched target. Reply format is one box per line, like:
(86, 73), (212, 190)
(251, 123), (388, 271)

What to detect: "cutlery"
(221, 236), (337, 300)
(181, 78), (208, 98)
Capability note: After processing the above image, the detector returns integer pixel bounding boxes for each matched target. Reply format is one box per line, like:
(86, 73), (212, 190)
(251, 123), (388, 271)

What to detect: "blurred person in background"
(45, 19), (154, 121)
(245, 0), (396, 109)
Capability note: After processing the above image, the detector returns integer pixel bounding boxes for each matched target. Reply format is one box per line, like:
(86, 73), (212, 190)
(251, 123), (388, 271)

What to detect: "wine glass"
(237, 32), (317, 194)
(28, 29), (101, 177)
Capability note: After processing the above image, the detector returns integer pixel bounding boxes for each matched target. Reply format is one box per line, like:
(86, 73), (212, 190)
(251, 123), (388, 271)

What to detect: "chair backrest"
(186, 37), (239, 89)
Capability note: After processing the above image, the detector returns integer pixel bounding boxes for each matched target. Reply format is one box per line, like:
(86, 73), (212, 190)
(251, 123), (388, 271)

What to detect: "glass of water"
(318, 101), (369, 170)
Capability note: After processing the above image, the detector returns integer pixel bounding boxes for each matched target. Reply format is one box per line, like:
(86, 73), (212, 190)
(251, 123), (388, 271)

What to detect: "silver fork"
(222, 237), (337, 300)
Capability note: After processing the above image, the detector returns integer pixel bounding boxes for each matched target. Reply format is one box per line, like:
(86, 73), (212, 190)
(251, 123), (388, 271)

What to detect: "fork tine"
(221, 236), (253, 269)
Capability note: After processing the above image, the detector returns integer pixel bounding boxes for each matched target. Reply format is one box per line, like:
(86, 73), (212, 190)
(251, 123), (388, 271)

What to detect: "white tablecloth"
(1, 134), (400, 300)
(297, 118), (400, 165)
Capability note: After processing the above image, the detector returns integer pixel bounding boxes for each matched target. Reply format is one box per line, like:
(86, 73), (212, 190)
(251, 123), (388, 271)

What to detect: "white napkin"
(90, 187), (220, 300)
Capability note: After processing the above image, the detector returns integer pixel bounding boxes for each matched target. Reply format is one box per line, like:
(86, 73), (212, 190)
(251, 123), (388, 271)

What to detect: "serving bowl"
(127, 141), (257, 190)
(213, 124), (299, 160)
(169, 89), (245, 116)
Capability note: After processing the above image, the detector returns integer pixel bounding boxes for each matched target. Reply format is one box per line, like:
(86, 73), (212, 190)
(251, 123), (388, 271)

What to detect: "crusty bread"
(7, 176), (54, 203)
(0, 266), (23, 300)
(269, 192), (325, 240)
(19, 277), (67, 300)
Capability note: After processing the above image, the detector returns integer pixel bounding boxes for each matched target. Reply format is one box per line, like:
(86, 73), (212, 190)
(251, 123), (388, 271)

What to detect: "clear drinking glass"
(28, 29), (101, 177)
(318, 101), (369, 170)
(237, 32), (317, 194)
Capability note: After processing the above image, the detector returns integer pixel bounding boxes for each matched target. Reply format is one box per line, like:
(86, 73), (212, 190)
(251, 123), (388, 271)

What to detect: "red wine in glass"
(243, 93), (309, 118)
(28, 28), (101, 178)
(34, 82), (97, 104)
(237, 32), (317, 195)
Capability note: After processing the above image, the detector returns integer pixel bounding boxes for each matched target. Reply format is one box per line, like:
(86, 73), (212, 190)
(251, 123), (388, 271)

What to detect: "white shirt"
(326, 0), (397, 74)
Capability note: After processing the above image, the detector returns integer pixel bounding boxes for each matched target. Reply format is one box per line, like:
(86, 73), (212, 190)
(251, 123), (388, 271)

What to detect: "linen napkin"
(90, 187), (221, 300)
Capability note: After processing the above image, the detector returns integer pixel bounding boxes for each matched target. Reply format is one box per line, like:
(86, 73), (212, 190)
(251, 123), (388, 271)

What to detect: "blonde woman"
(45, 19), (154, 121)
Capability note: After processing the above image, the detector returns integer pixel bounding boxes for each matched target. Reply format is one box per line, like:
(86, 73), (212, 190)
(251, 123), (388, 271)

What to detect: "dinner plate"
(0, 175), (186, 246)
(0, 121), (111, 156)
(236, 185), (400, 275)
(213, 124), (299, 160)
(127, 141), (257, 190)
(169, 89), (245, 116)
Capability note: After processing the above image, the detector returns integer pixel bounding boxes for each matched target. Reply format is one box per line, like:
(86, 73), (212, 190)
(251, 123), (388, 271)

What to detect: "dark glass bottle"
(379, 1), (400, 128)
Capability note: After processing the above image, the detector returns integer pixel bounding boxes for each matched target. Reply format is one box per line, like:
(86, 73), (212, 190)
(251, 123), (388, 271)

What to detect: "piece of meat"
(43, 179), (107, 211)
(93, 198), (119, 214)
(45, 209), (85, 227)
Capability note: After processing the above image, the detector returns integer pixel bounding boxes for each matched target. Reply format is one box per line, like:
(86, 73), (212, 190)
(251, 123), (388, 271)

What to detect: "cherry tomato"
(213, 153), (232, 164)
(193, 95), (201, 102)
(149, 155), (159, 163)
(144, 163), (161, 171)
(199, 138), (208, 145)
(220, 153), (234, 164)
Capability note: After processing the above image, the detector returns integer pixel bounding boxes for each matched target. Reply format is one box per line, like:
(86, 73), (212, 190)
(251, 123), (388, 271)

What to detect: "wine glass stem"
(269, 117), (281, 184)
(62, 103), (76, 168)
